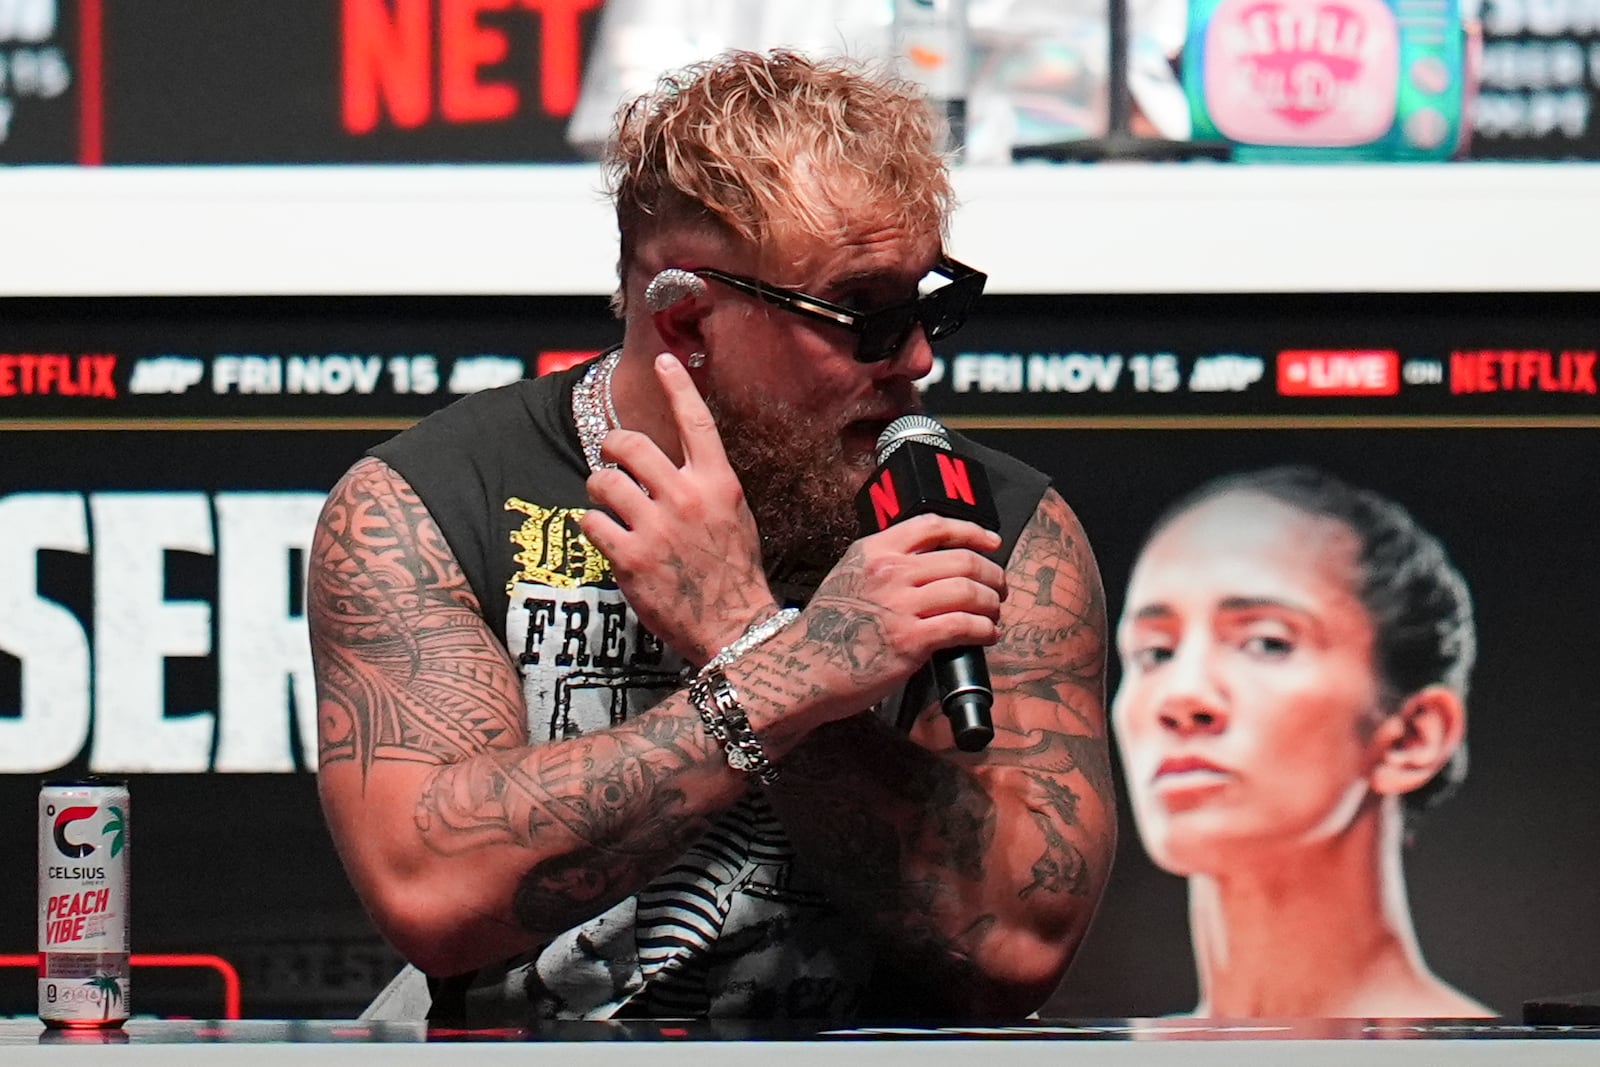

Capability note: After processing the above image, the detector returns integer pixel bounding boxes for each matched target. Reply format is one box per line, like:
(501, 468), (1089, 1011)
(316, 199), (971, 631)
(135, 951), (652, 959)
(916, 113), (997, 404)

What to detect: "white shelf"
(0, 163), (1596, 296)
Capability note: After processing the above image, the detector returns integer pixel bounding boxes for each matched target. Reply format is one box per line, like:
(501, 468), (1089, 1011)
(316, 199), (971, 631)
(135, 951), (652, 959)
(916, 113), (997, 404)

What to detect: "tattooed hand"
(579, 354), (778, 667)
(756, 513), (1007, 721)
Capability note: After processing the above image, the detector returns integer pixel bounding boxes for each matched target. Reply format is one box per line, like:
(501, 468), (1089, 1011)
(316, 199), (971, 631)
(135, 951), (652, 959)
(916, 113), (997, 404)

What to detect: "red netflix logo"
(342, 0), (602, 134)
(1449, 350), (1598, 394)
(866, 469), (901, 530)
(0, 354), (118, 398)
(857, 443), (998, 539)
(863, 453), (979, 531)
(1277, 350), (1400, 397)
(936, 453), (975, 506)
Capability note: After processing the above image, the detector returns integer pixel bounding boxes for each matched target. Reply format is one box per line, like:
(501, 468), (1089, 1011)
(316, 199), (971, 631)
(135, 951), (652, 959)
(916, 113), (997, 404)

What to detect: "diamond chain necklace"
(572, 348), (622, 473)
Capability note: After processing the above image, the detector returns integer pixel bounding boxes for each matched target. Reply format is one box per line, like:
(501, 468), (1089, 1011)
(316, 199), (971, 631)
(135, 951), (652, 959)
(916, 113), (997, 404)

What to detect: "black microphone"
(855, 415), (999, 752)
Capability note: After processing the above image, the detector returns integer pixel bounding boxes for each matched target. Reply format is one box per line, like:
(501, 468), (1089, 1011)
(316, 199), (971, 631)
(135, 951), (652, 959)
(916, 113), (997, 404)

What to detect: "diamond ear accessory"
(644, 268), (707, 312)
(687, 351), (707, 368)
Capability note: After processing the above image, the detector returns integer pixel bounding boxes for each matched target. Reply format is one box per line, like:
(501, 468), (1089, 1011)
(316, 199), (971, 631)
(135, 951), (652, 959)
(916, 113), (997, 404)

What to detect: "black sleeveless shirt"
(369, 357), (1052, 1022)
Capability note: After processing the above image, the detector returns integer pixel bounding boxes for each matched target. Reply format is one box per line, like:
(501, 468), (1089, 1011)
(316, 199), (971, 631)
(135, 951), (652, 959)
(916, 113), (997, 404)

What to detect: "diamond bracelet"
(698, 607), (800, 678)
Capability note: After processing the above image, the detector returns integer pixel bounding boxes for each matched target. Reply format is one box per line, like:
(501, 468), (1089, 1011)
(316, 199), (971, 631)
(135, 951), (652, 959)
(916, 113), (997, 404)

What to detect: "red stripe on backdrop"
(78, 0), (104, 164)
(0, 953), (241, 1018)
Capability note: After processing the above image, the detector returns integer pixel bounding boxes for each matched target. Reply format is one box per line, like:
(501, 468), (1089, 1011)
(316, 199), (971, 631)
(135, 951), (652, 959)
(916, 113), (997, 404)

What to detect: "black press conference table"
(3, 1018), (1600, 1065)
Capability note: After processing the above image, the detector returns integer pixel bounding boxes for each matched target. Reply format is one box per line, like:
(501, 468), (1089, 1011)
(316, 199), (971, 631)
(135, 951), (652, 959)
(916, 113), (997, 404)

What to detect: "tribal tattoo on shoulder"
(312, 458), (731, 939)
(310, 457), (526, 777)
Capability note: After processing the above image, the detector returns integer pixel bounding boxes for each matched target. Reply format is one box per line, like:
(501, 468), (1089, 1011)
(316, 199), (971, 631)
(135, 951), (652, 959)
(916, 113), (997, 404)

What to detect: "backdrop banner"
(1, 293), (1596, 1018)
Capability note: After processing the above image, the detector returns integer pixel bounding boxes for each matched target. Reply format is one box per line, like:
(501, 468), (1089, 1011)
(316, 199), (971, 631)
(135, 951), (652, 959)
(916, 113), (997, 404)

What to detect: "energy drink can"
(38, 778), (130, 1028)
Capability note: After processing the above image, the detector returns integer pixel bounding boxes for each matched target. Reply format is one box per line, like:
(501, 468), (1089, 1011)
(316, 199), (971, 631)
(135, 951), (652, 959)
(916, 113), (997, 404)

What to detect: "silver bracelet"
(687, 677), (732, 747)
(699, 607), (800, 677)
(688, 667), (778, 785)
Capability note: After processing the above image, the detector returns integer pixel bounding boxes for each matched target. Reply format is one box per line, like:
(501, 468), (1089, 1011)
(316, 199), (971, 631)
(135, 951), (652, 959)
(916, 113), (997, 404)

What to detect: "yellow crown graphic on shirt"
(504, 497), (612, 592)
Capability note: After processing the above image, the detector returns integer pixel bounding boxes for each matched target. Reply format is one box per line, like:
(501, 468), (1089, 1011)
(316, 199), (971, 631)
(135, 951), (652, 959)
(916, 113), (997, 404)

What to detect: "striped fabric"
(633, 789), (796, 1015)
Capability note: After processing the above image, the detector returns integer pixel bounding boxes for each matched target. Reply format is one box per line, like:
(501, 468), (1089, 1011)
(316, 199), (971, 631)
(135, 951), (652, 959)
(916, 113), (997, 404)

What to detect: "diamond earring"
(644, 269), (707, 312)
(687, 351), (707, 368)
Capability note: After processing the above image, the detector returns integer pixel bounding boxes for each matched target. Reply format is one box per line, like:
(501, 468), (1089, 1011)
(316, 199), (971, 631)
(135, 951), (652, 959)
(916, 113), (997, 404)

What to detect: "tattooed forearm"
(413, 693), (734, 939)
(732, 649), (832, 752)
(794, 543), (895, 680)
(417, 713), (711, 854)
(800, 606), (889, 678)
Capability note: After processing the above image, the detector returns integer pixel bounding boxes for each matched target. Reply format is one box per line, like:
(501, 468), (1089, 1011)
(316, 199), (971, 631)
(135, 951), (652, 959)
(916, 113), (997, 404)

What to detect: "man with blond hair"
(310, 49), (1112, 1023)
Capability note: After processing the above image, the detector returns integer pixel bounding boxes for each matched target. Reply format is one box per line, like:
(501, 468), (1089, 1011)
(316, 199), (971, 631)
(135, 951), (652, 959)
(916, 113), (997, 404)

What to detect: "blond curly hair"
(604, 49), (953, 314)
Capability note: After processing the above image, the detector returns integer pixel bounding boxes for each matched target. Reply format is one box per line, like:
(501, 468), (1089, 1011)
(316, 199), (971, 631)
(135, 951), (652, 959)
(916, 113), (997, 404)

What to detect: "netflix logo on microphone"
(856, 438), (1000, 536)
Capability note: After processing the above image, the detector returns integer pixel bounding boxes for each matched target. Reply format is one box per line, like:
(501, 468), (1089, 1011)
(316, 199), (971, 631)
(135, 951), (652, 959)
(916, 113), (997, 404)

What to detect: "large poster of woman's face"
(978, 427), (1600, 1020)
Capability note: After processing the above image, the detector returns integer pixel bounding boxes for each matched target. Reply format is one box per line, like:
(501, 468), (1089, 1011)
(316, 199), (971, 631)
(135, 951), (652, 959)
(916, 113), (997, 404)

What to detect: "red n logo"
(936, 453), (975, 505)
(868, 471), (900, 529)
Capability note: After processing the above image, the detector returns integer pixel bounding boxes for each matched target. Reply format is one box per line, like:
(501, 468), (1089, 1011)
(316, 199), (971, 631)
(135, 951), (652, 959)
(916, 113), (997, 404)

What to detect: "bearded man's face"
(703, 384), (919, 585)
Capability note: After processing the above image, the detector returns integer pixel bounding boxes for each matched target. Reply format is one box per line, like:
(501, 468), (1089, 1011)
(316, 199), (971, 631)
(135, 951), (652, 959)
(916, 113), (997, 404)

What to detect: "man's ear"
(1369, 685), (1466, 797)
(645, 270), (711, 363)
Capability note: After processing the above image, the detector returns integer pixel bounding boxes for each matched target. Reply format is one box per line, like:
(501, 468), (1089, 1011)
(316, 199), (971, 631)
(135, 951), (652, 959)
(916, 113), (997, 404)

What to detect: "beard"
(703, 384), (920, 594)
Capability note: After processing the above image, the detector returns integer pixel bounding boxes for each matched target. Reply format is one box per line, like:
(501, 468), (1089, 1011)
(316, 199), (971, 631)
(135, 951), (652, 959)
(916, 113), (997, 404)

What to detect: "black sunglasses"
(686, 256), (987, 364)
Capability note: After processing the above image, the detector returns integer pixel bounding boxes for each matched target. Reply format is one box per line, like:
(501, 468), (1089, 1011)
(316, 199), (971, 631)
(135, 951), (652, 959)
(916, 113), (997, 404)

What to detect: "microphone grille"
(875, 414), (950, 463)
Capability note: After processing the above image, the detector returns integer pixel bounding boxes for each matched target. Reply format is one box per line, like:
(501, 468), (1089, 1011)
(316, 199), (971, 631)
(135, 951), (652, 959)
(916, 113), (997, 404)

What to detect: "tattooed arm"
(760, 490), (1115, 1018)
(313, 348), (1021, 981)
(313, 456), (783, 977)
(311, 456), (1006, 978)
